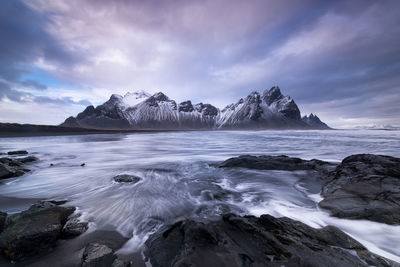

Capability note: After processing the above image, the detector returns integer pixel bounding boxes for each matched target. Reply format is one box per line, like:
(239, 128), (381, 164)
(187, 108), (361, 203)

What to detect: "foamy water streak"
(0, 130), (399, 262)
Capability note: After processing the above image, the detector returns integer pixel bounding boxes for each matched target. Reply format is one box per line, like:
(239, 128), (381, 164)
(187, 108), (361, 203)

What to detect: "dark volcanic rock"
(319, 154), (400, 224)
(111, 258), (131, 267)
(178, 100), (194, 112)
(0, 212), (6, 234)
(81, 243), (117, 267)
(0, 201), (75, 260)
(18, 155), (38, 163)
(7, 150), (28, 155)
(62, 217), (88, 238)
(219, 155), (335, 174)
(194, 103), (219, 116)
(0, 155), (36, 179)
(145, 213), (396, 267)
(113, 174), (141, 183)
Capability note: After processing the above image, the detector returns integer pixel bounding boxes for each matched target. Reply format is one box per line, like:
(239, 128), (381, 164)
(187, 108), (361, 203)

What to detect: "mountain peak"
(110, 94), (123, 101)
(302, 113), (331, 129)
(122, 90), (151, 107)
(61, 86), (330, 130)
(152, 92), (170, 101)
(263, 86), (283, 105)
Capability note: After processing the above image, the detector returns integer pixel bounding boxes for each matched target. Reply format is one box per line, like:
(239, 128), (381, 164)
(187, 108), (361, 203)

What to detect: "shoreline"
(0, 122), (336, 138)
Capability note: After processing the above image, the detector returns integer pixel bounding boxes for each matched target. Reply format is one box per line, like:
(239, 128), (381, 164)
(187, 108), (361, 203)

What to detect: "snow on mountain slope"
(121, 90), (151, 107)
(217, 86), (307, 129)
(61, 87), (330, 130)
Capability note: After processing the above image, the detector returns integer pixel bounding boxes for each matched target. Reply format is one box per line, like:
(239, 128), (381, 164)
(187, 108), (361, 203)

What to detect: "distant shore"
(0, 122), (185, 138)
(0, 122), (337, 138)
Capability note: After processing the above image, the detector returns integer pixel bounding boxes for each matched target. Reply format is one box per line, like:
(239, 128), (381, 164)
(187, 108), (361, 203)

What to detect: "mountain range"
(61, 86), (331, 130)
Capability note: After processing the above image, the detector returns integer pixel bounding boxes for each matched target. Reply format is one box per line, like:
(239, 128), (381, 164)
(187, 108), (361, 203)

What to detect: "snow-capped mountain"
(121, 90), (151, 107)
(302, 113), (331, 129)
(61, 87), (331, 130)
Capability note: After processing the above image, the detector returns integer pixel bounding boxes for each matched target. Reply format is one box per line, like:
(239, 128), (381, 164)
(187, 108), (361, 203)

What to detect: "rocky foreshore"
(0, 150), (38, 179)
(219, 153), (400, 225)
(0, 200), (131, 266)
(319, 154), (400, 225)
(145, 213), (398, 267)
(0, 152), (399, 266)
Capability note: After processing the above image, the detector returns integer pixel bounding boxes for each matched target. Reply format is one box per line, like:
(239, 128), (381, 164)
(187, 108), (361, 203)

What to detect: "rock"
(18, 156), (38, 163)
(81, 243), (117, 267)
(145, 213), (398, 267)
(113, 174), (141, 183)
(112, 258), (131, 267)
(219, 155), (335, 174)
(0, 163), (15, 179)
(81, 163), (86, 166)
(0, 201), (75, 260)
(0, 212), (6, 233)
(7, 150), (28, 155)
(319, 154), (400, 225)
(0, 155), (37, 179)
(62, 217), (88, 238)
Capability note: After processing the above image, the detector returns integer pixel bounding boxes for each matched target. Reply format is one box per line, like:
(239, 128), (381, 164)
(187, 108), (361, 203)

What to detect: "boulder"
(218, 155), (335, 174)
(319, 154), (400, 224)
(7, 150), (28, 155)
(113, 174), (141, 184)
(145, 213), (398, 267)
(18, 156), (38, 163)
(0, 163), (15, 179)
(0, 155), (37, 179)
(111, 258), (131, 267)
(0, 212), (6, 233)
(81, 243), (117, 267)
(0, 201), (75, 260)
(62, 217), (88, 238)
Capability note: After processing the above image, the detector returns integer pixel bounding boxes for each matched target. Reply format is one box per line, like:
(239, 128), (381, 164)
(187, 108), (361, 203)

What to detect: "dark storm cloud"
(0, 0), (399, 126)
(20, 80), (48, 90)
(0, 0), (90, 104)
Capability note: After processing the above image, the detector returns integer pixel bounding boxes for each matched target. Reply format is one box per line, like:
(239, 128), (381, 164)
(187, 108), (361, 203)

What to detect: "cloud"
(19, 80), (48, 90)
(0, 0), (399, 126)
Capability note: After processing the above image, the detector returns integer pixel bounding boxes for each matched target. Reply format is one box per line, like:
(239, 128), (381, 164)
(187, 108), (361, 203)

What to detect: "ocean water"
(0, 129), (400, 262)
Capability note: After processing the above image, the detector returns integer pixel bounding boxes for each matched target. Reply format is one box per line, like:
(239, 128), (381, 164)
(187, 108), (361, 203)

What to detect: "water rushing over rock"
(0, 130), (399, 263)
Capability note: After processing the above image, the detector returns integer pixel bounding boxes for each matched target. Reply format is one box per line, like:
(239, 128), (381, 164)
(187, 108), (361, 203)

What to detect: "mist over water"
(1, 130), (400, 262)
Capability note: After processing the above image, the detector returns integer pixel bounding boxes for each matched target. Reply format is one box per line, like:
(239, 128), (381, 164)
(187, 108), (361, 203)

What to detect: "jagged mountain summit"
(302, 113), (331, 129)
(62, 86), (331, 130)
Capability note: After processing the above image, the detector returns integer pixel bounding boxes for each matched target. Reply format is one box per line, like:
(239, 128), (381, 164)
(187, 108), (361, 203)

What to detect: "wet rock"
(319, 154), (400, 225)
(0, 163), (15, 179)
(18, 155), (38, 163)
(0, 155), (37, 179)
(7, 150), (28, 155)
(145, 213), (397, 267)
(0, 212), (6, 233)
(113, 174), (141, 183)
(219, 155), (335, 174)
(81, 243), (117, 267)
(62, 217), (88, 238)
(112, 258), (131, 267)
(0, 201), (75, 260)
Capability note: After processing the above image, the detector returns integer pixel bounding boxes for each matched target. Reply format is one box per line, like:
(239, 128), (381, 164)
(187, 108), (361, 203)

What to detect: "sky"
(0, 0), (399, 128)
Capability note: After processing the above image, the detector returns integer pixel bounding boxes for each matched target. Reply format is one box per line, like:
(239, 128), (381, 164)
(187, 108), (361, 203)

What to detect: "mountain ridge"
(62, 86), (331, 130)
